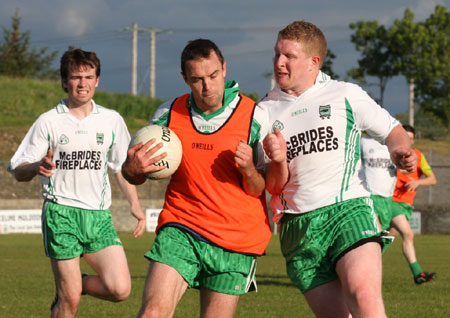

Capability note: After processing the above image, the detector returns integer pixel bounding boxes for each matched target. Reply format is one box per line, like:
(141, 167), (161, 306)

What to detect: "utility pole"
(150, 28), (157, 98)
(119, 23), (144, 96)
(148, 27), (172, 98)
(119, 24), (172, 97)
(408, 79), (415, 127)
(131, 23), (138, 96)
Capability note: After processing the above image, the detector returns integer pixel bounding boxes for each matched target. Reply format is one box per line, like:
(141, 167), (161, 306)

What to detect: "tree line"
(347, 5), (449, 138)
(1, 6), (449, 138)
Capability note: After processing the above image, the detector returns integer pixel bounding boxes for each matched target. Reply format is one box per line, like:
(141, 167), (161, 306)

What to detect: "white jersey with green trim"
(360, 136), (397, 197)
(258, 72), (399, 222)
(9, 99), (130, 210)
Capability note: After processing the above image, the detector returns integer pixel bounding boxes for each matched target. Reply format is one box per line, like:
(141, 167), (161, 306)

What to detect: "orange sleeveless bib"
(156, 94), (271, 255)
(393, 148), (423, 205)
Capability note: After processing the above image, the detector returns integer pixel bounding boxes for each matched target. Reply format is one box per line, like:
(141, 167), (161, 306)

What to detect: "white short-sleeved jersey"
(360, 136), (397, 197)
(9, 99), (130, 210)
(258, 72), (399, 221)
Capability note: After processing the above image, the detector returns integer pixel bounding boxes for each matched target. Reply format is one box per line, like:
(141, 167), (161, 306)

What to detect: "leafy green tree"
(390, 5), (450, 129)
(389, 9), (426, 125)
(414, 5), (450, 130)
(0, 9), (59, 79)
(347, 21), (399, 107)
(242, 91), (260, 102)
(321, 49), (340, 79)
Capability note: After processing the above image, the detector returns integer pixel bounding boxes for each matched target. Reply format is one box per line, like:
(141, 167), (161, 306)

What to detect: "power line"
(118, 24), (172, 97)
(28, 24), (349, 46)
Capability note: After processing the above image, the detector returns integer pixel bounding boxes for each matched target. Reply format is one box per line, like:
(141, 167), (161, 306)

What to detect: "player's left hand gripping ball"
(129, 125), (183, 179)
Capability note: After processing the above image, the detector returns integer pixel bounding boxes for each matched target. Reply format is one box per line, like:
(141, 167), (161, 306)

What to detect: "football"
(129, 125), (182, 180)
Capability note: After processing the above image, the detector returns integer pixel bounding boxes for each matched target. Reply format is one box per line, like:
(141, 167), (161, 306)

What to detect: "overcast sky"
(1, 0), (448, 115)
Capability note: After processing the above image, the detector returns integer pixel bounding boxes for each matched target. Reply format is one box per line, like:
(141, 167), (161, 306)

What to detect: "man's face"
(273, 37), (316, 96)
(182, 51), (226, 114)
(62, 65), (99, 107)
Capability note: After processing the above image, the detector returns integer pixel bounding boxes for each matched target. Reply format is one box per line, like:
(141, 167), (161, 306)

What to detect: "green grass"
(0, 233), (449, 317)
(0, 75), (166, 131)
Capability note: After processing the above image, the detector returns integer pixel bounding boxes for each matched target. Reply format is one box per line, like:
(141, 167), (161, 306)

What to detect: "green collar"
(189, 80), (240, 120)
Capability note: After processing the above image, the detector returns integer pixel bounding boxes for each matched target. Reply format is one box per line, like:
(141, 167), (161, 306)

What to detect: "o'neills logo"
(160, 126), (172, 142)
(191, 142), (214, 150)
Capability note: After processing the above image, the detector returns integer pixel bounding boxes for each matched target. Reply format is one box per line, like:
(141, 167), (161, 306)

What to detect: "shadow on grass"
(256, 274), (293, 287)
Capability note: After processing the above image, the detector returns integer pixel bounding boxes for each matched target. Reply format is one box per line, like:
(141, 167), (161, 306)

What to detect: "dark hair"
(60, 47), (100, 91)
(180, 39), (224, 74)
(402, 124), (415, 136)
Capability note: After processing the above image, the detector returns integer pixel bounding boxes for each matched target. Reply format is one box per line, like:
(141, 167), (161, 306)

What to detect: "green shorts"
(280, 197), (389, 294)
(371, 195), (393, 230)
(42, 201), (122, 259)
(145, 226), (257, 295)
(391, 201), (413, 220)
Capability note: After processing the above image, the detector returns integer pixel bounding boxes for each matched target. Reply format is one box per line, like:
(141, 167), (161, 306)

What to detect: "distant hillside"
(1, 75), (449, 159)
(0, 75), (166, 130)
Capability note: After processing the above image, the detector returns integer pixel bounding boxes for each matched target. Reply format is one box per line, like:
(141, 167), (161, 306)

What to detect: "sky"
(1, 0), (449, 116)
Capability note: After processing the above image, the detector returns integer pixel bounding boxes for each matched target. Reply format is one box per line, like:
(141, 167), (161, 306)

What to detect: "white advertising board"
(0, 210), (42, 234)
(409, 211), (421, 234)
(146, 208), (162, 232)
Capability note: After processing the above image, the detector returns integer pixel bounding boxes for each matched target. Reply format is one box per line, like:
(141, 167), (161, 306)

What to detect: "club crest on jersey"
(319, 104), (331, 119)
(272, 120), (284, 131)
(58, 134), (69, 145)
(96, 133), (104, 145)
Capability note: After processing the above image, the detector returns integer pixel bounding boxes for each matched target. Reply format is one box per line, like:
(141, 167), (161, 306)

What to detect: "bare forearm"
(385, 125), (416, 172)
(13, 162), (39, 182)
(266, 161), (289, 195)
(420, 173), (437, 186)
(241, 167), (266, 197)
(386, 125), (412, 160)
(121, 165), (147, 185)
(115, 171), (141, 206)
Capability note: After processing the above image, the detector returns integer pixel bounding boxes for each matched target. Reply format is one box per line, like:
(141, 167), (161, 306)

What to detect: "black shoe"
(81, 273), (88, 295)
(414, 271), (436, 284)
(50, 292), (58, 311)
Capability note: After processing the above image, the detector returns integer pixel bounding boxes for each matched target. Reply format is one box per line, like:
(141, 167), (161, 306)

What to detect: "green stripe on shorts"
(42, 201), (122, 259)
(280, 197), (382, 293)
(371, 195), (394, 230)
(145, 226), (257, 295)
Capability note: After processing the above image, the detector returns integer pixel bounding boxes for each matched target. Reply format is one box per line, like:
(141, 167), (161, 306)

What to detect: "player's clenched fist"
(391, 147), (417, 173)
(38, 148), (55, 177)
(235, 140), (254, 172)
(263, 128), (287, 163)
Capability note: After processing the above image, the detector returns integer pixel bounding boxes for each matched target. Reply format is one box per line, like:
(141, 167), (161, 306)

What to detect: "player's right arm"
(9, 114), (54, 182)
(122, 101), (172, 185)
(386, 125), (416, 173)
(121, 139), (167, 185)
(263, 129), (289, 195)
(13, 149), (55, 181)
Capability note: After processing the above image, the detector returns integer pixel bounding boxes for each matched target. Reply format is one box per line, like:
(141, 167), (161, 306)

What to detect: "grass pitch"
(0, 233), (448, 317)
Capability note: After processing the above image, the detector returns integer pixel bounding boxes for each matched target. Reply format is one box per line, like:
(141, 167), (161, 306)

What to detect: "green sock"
(410, 262), (422, 277)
